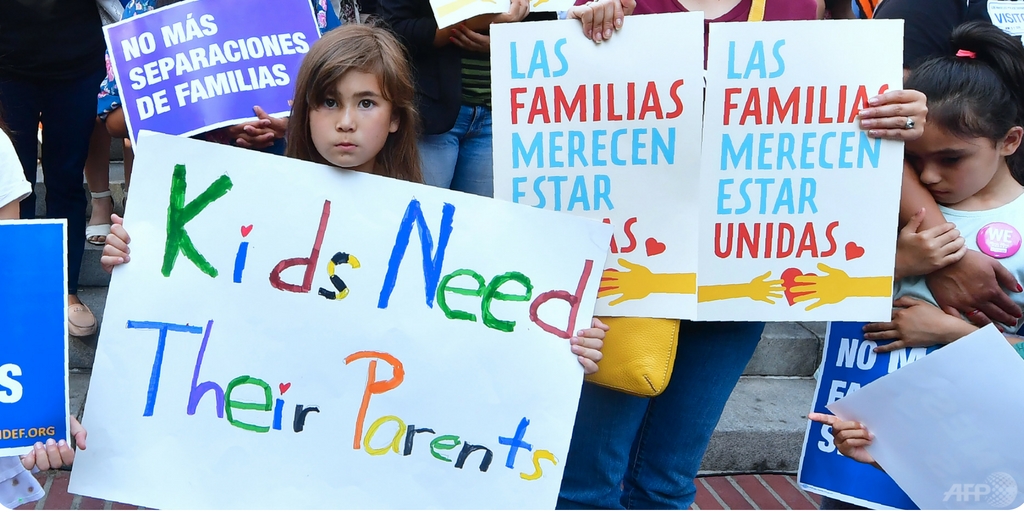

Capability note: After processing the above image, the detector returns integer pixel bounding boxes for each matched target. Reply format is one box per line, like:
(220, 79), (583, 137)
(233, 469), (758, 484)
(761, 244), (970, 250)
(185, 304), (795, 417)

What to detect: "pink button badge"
(977, 222), (1022, 259)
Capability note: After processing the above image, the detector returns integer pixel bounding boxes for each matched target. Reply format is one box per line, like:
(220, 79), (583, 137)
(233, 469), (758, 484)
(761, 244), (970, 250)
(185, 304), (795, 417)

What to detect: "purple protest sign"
(103, 0), (320, 143)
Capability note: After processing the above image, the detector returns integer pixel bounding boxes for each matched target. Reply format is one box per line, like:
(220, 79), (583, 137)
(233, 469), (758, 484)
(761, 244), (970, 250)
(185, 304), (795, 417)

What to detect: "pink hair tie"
(956, 49), (977, 59)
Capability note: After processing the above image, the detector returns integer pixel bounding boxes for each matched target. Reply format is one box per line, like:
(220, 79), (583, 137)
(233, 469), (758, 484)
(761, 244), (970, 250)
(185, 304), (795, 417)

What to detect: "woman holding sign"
(555, 0), (928, 509)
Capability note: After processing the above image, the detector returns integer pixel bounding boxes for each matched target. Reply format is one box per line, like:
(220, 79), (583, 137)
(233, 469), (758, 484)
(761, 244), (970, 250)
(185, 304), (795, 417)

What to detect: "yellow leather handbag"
(584, 317), (681, 397)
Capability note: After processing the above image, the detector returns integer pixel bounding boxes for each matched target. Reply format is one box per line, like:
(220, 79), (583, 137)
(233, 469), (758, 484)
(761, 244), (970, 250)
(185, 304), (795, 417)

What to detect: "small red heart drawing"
(845, 242), (865, 261)
(781, 267), (816, 306)
(241, 225), (254, 238)
(279, 383), (291, 395)
(645, 237), (666, 256)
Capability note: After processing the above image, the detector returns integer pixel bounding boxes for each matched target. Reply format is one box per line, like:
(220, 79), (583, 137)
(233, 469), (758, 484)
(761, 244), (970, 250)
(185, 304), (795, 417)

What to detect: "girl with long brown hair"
(101, 23), (608, 381)
(286, 23), (423, 183)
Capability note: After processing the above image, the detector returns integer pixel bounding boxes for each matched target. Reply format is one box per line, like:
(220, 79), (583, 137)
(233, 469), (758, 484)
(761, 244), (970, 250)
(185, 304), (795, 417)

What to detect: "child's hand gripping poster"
(104, 0), (321, 144)
(67, 132), (612, 509)
(797, 321), (927, 510)
(0, 221), (70, 457)
(492, 13), (706, 319)
(699, 20), (904, 321)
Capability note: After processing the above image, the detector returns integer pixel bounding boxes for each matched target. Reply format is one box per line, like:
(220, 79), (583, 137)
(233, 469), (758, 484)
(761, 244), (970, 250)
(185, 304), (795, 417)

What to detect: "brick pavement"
(14, 470), (821, 510)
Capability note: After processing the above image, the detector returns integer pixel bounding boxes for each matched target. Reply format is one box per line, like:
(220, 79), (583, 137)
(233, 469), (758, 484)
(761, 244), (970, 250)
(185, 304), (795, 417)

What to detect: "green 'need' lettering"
(162, 164), (233, 277)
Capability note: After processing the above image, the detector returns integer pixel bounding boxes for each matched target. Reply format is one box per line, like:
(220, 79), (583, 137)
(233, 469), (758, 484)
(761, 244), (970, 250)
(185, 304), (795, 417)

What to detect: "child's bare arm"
(894, 208), (966, 280)
(864, 296), (977, 352)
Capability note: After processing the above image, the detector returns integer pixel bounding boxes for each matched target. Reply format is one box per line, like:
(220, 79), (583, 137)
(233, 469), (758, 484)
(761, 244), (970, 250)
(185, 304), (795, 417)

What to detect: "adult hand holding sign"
(496, 0), (532, 24)
(926, 249), (1023, 326)
(566, 0), (634, 43)
(856, 89), (927, 141)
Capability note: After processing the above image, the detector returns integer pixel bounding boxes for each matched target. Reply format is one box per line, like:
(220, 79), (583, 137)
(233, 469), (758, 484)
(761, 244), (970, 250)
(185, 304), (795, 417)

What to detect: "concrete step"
(69, 370), (91, 420)
(700, 376), (816, 473)
(80, 243), (111, 287)
(743, 322), (824, 377)
(68, 286), (106, 370)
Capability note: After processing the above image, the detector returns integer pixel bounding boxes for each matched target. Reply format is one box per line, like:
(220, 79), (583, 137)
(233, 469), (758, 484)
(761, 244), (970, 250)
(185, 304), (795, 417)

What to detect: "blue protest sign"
(798, 321), (939, 509)
(0, 220), (70, 456)
(103, 0), (321, 143)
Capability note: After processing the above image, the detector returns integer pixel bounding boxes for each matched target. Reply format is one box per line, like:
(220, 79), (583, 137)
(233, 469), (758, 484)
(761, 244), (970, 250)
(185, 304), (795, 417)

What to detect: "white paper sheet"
(828, 325), (1024, 509)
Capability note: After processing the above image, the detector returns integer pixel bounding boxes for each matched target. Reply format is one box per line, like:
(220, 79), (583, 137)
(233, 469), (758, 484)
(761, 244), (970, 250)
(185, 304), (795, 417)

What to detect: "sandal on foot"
(86, 224), (111, 246)
(68, 303), (97, 337)
(87, 190), (113, 246)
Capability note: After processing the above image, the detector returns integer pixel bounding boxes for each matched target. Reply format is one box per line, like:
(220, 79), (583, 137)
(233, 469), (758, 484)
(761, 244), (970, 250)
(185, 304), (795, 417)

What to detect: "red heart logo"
(781, 267), (816, 306)
(279, 383), (291, 395)
(241, 225), (253, 237)
(845, 242), (865, 261)
(645, 237), (666, 256)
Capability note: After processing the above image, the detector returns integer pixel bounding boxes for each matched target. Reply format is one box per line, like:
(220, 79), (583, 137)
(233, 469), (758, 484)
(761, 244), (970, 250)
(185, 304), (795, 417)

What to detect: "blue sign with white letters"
(797, 321), (939, 510)
(0, 220), (70, 456)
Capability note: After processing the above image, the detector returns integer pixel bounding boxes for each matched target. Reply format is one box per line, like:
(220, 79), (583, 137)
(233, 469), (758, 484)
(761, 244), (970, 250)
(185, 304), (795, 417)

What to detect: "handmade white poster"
(492, 13), (706, 319)
(67, 132), (612, 509)
(698, 20), (904, 321)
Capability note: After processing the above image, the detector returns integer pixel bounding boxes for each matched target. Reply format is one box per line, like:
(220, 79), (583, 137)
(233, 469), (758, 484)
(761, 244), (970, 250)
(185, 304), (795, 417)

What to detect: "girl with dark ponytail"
(809, 21), (1024, 473)
(859, 20), (1024, 348)
(906, 21), (1024, 185)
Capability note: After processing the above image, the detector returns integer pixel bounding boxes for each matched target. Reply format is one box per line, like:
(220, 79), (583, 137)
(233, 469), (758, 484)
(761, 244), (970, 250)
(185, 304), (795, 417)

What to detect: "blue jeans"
(418, 105), (493, 198)
(557, 321), (765, 510)
(0, 68), (105, 295)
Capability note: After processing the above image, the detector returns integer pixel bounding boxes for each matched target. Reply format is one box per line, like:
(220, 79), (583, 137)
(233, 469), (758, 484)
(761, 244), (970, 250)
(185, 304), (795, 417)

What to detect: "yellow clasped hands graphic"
(696, 271), (785, 304)
(789, 263), (892, 311)
(599, 259), (696, 306)
(599, 260), (891, 309)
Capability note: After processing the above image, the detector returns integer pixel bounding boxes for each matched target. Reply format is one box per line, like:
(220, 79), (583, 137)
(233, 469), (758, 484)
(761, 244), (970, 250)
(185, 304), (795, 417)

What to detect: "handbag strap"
(747, 0), (767, 21)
